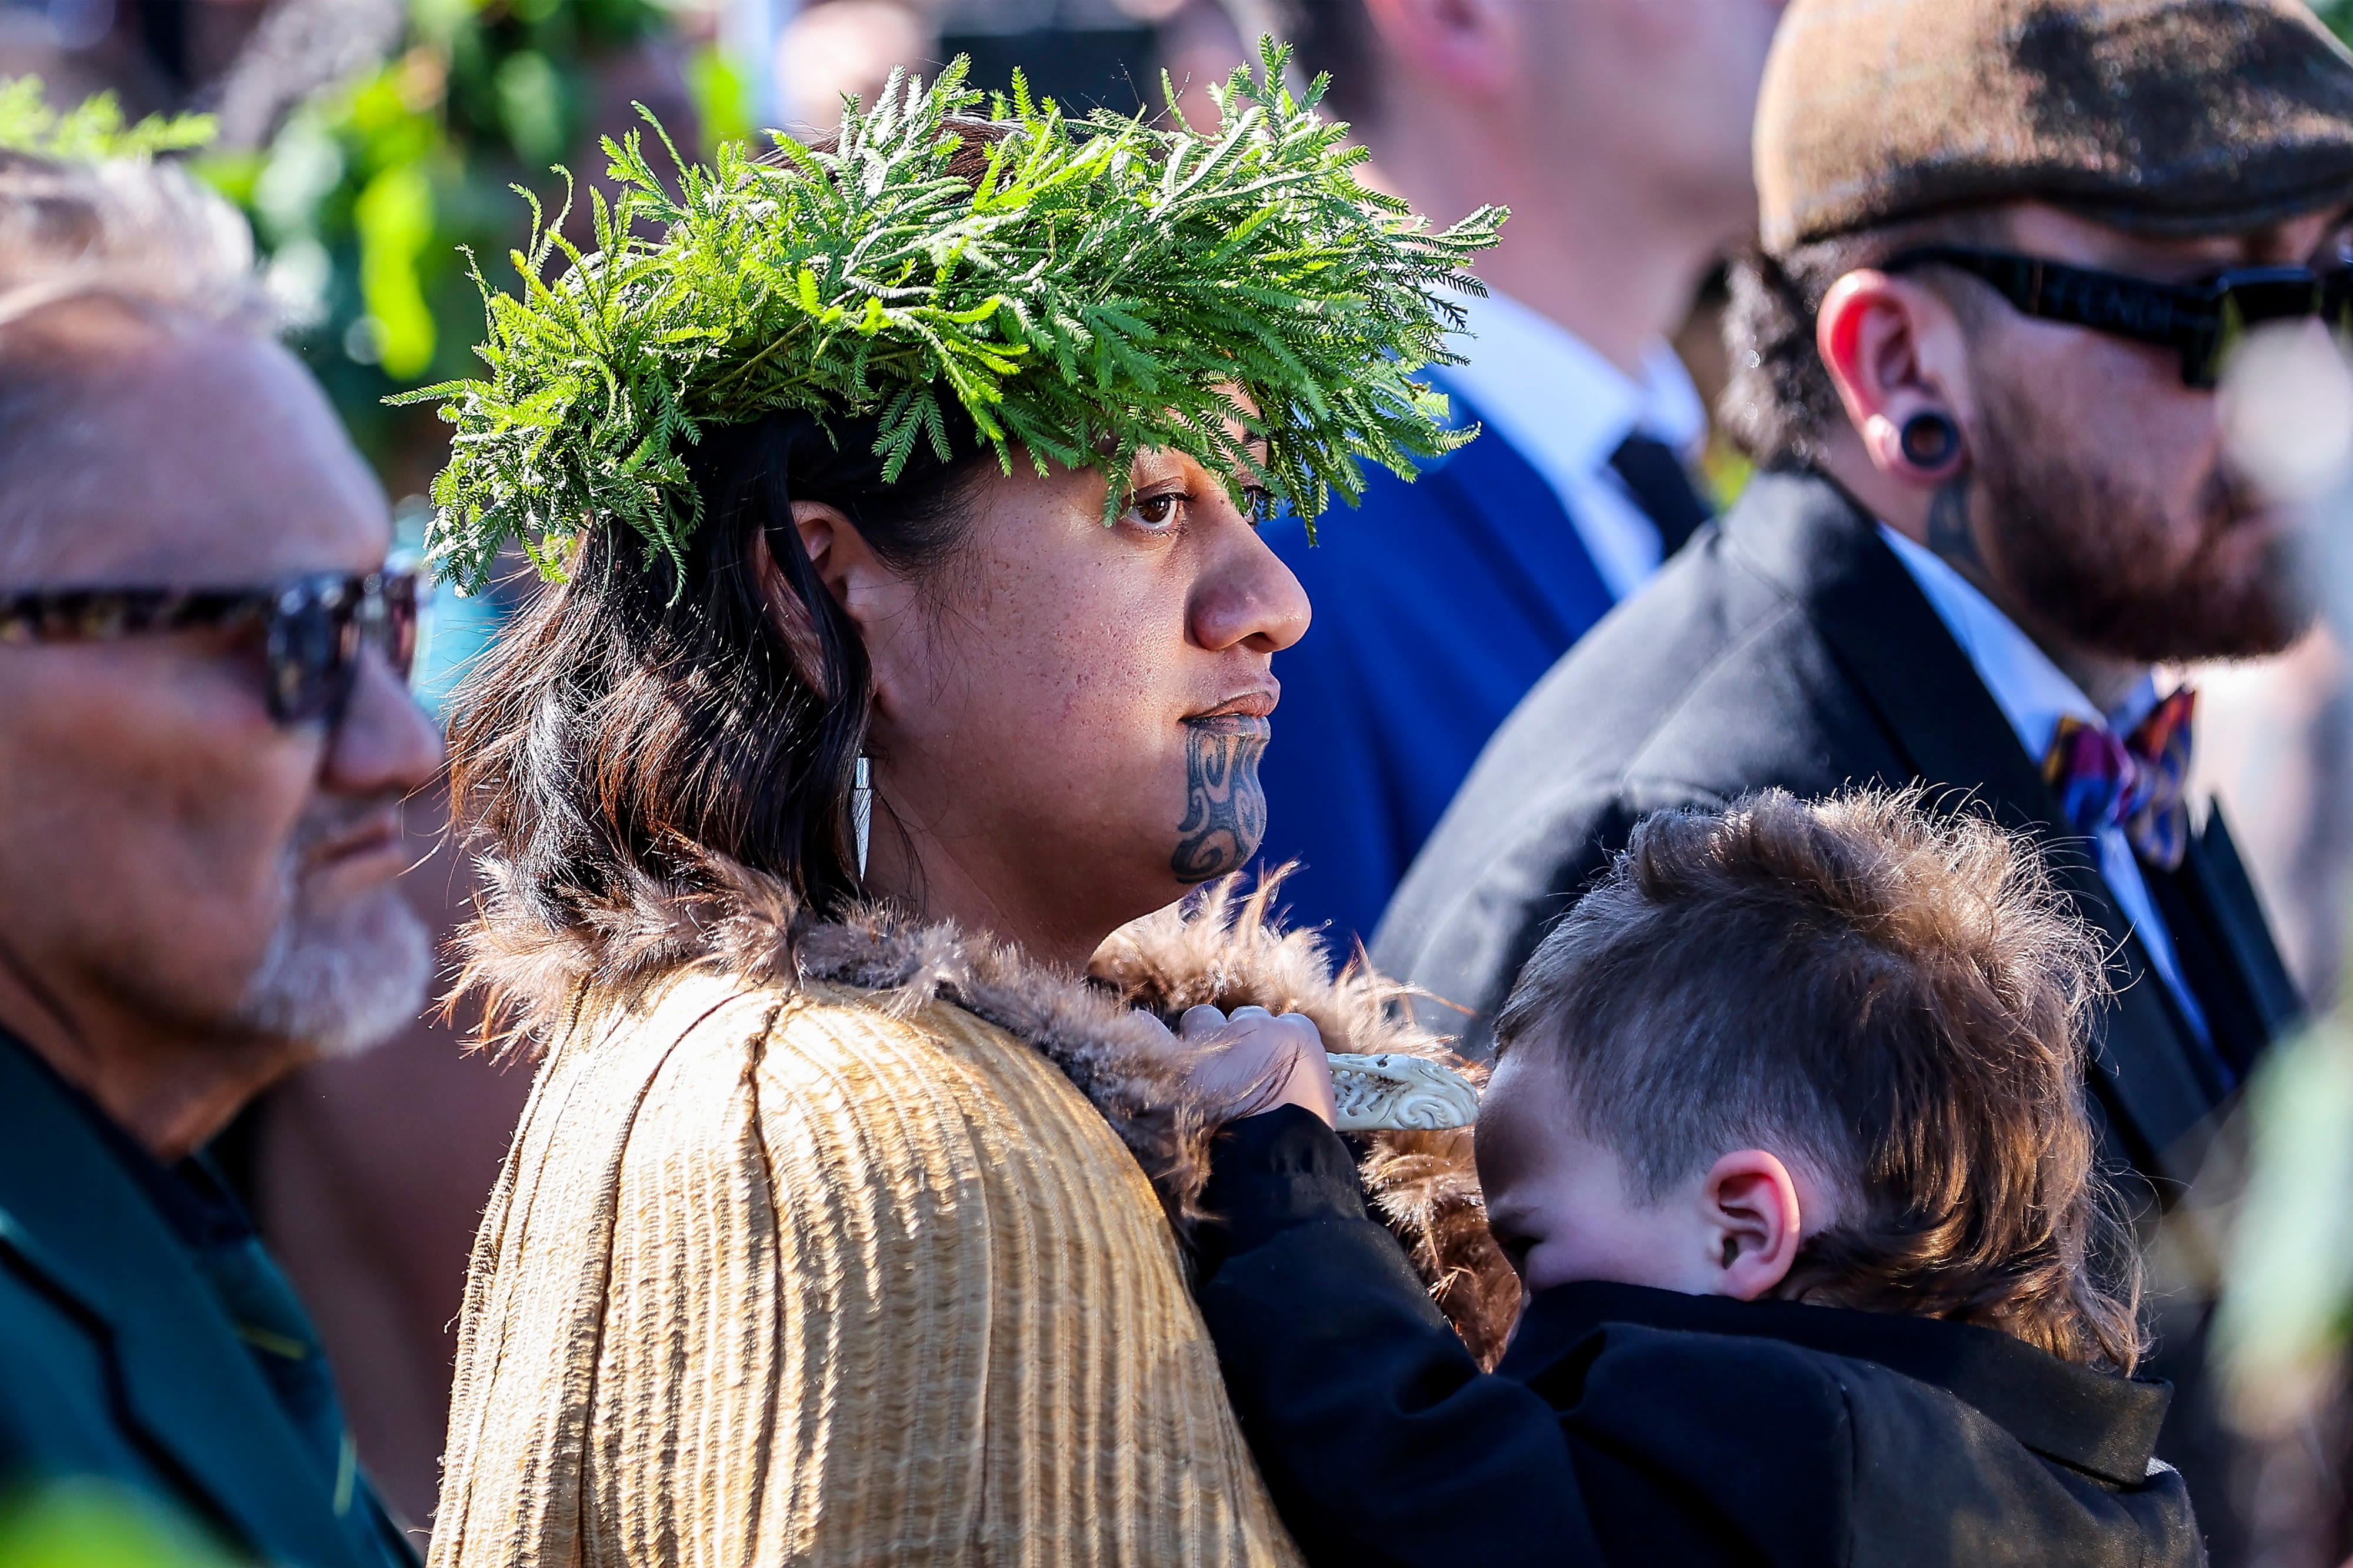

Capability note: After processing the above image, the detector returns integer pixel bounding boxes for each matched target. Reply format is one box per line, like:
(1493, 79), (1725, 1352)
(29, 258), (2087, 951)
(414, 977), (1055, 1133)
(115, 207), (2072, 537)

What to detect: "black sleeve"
(1194, 1107), (1608, 1568)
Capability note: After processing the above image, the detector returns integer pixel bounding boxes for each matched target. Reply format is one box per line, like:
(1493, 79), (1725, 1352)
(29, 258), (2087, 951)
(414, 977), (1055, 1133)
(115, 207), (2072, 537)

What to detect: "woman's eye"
(1242, 486), (1276, 526)
(1125, 492), (1184, 531)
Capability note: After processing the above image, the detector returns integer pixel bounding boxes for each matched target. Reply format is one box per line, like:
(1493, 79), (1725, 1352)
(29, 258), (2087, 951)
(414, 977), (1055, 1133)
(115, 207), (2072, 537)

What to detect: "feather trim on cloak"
(456, 857), (1525, 1365)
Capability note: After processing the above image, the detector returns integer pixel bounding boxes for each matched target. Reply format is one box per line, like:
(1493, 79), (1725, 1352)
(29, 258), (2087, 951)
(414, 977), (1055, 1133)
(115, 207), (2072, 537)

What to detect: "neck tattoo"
(1925, 471), (1989, 584)
(1172, 715), (1271, 883)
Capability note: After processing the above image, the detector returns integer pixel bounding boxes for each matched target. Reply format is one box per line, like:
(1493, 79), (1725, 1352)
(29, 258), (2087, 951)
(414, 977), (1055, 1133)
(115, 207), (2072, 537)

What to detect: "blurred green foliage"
(2319, 0), (2353, 44)
(0, 81), (215, 159)
(198, 0), (742, 481)
(2217, 1022), (2353, 1436)
(0, 1479), (241, 1568)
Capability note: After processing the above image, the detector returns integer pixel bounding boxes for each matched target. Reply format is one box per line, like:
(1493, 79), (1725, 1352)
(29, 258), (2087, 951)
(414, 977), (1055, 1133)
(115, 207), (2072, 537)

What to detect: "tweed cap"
(1757, 0), (2353, 252)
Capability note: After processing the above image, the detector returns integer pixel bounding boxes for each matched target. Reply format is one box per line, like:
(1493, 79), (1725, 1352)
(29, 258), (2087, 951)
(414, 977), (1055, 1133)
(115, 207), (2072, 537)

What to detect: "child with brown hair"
(1189, 788), (2201, 1567)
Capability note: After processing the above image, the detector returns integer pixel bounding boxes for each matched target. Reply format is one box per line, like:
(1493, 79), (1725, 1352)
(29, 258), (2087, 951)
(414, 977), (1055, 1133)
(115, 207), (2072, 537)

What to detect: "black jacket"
(1372, 470), (2299, 1191)
(1197, 1107), (2204, 1568)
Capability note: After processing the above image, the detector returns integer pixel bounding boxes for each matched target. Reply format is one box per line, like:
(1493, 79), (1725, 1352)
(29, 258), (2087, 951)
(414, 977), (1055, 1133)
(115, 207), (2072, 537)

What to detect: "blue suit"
(1257, 406), (1615, 953)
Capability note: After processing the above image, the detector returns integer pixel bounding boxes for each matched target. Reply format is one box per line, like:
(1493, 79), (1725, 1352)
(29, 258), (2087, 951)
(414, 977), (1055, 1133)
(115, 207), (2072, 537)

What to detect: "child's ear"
(1698, 1150), (1805, 1302)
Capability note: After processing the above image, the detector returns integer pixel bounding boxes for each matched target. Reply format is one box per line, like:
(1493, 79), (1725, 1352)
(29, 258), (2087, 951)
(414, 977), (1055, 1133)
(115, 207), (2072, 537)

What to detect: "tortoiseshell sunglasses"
(0, 568), (420, 726)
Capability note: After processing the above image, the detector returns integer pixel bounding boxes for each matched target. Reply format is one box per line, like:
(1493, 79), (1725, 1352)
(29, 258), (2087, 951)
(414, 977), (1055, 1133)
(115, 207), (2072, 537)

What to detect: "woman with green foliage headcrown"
(423, 41), (1500, 1566)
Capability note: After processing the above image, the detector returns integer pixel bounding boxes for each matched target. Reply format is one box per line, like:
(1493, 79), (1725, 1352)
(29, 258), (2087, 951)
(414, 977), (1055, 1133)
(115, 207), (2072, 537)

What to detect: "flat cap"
(1757, 0), (2353, 252)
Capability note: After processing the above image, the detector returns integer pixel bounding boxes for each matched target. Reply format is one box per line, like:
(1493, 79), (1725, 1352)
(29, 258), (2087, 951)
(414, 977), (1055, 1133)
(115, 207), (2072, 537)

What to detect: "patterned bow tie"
(2041, 686), (2197, 870)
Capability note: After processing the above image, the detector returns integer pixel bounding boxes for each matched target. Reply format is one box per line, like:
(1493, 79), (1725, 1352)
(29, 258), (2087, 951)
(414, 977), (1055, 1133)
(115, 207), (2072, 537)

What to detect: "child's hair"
(1492, 786), (2144, 1372)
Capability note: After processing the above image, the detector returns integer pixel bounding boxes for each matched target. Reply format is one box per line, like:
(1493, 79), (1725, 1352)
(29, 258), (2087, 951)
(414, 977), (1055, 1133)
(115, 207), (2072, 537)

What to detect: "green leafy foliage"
(199, 0), (707, 472)
(2318, 0), (2353, 44)
(400, 38), (1505, 593)
(0, 1478), (241, 1568)
(0, 79), (215, 161)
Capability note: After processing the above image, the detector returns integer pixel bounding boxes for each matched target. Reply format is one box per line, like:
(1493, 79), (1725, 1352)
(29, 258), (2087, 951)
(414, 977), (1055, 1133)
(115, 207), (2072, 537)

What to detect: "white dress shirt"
(1879, 525), (2211, 1043)
(1432, 288), (1708, 602)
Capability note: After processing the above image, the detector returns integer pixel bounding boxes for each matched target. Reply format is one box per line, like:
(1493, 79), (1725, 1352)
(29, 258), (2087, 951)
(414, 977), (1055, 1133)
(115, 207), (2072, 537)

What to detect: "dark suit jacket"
(1374, 469), (2299, 1189)
(0, 1030), (414, 1567)
(1197, 1107), (2202, 1568)
(1255, 403), (1617, 952)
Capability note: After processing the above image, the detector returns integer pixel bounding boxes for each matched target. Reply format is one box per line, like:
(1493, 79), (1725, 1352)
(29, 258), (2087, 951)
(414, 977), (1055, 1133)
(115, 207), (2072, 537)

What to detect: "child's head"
(1475, 786), (2142, 1371)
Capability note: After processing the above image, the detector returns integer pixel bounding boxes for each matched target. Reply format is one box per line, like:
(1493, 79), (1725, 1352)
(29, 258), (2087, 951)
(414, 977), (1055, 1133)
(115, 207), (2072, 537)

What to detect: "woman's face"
(844, 438), (1311, 963)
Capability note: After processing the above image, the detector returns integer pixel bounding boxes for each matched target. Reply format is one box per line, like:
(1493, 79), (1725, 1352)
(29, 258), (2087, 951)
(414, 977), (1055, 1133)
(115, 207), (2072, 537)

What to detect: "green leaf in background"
(356, 161), (438, 376)
(0, 79), (215, 161)
(685, 45), (749, 151)
(2318, 0), (2353, 44)
(2216, 1021), (2353, 1434)
(191, 0), (682, 493)
(0, 1479), (242, 1568)
(492, 51), (566, 168)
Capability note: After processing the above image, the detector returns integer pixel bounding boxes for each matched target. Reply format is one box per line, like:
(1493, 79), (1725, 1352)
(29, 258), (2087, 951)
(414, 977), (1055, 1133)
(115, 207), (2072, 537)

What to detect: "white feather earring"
(852, 756), (872, 881)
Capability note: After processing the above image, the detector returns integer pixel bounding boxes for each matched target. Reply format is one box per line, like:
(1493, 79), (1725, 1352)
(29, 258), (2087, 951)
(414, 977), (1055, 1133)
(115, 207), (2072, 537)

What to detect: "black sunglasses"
(1883, 245), (2353, 389)
(0, 568), (421, 727)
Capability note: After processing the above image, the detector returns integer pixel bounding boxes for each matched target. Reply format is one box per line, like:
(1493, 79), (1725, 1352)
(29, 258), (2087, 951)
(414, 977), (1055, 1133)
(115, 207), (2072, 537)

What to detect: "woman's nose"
(1192, 525), (1312, 655)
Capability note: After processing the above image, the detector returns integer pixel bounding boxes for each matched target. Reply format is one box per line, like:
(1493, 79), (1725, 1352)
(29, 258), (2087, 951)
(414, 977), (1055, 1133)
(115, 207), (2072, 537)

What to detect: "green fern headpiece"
(400, 38), (1505, 592)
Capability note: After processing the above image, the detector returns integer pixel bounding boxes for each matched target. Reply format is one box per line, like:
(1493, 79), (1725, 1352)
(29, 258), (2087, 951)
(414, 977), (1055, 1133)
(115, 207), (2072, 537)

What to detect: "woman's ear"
(1815, 269), (1975, 488)
(1698, 1149), (1806, 1302)
(775, 497), (924, 717)
(789, 499), (875, 616)
(747, 511), (834, 692)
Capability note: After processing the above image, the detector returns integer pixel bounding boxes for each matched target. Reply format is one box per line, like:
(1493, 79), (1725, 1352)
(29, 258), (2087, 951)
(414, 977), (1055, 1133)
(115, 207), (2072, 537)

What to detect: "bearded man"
(1374, 1), (2353, 1556)
(0, 146), (439, 1564)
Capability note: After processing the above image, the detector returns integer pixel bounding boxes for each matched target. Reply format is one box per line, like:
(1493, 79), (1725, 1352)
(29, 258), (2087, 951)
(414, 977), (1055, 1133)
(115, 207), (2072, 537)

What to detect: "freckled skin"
(854, 443), (1310, 969)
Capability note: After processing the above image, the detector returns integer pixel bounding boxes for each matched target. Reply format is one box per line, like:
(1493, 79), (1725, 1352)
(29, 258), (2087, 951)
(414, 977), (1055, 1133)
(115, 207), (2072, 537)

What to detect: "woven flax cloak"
(431, 871), (1515, 1553)
(432, 974), (1296, 1566)
(429, 873), (1511, 1566)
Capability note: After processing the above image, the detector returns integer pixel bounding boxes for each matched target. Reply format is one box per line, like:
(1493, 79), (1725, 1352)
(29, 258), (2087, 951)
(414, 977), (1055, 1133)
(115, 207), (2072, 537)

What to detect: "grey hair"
(0, 149), (276, 579)
(0, 148), (271, 331)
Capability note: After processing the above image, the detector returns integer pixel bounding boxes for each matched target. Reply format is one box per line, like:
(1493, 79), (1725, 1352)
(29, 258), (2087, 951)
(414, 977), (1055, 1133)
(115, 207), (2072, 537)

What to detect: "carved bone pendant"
(1327, 1052), (1481, 1132)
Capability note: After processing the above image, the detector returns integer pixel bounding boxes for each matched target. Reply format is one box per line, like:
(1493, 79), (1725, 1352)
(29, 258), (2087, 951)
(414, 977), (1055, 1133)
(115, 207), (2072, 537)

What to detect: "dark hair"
(1719, 211), (2003, 469)
(1281, 0), (1382, 126)
(1493, 786), (2143, 1372)
(445, 403), (989, 943)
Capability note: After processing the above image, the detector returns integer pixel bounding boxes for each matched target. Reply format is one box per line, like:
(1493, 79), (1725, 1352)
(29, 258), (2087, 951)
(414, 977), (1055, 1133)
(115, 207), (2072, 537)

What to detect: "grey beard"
(236, 881), (432, 1060)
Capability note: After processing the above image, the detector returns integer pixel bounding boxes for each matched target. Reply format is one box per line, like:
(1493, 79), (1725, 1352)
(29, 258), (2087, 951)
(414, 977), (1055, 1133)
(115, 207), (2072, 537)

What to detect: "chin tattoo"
(1172, 716), (1271, 883)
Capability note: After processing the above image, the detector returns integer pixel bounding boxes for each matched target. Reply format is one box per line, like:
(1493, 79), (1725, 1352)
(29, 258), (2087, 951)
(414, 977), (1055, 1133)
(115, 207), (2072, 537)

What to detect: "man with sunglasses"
(1375, 0), (2353, 1557)
(0, 149), (439, 1563)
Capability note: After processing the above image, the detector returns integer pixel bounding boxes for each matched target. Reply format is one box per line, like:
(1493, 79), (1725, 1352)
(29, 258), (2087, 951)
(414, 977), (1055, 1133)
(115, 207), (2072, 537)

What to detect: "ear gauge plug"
(1899, 410), (1963, 473)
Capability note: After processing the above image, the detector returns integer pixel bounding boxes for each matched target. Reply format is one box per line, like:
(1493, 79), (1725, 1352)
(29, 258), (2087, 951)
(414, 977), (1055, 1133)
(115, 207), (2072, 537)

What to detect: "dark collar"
(1717, 470), (2219, 1177)
(0, 1026), (369, 1567)
(1499, 1280), (2169, 1490)
(0, 1026), (254, 1251)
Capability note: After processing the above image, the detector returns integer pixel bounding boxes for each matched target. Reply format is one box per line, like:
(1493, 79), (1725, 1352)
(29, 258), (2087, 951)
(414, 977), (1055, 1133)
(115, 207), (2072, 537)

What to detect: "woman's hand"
(1176, 1005), (1338, 1127)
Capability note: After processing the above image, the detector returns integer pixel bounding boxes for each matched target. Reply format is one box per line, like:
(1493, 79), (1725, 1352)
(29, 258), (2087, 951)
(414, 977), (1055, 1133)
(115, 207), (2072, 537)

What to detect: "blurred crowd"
(7, 0), (2353, 1565)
